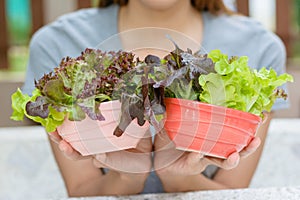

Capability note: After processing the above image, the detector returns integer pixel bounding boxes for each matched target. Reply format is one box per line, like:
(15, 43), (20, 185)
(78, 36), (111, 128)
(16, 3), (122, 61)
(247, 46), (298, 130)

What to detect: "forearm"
(69, 170), (148, 196)
(158, 172), (228, 193)
(49, 139), (148, 197)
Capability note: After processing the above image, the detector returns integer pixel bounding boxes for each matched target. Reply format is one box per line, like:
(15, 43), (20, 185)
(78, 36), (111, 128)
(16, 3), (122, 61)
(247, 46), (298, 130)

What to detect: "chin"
(139, 0), (181, 10)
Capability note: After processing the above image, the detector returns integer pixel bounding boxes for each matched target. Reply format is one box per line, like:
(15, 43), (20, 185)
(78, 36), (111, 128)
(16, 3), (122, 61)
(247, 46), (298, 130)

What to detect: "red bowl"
(164, 98), (262, 158)
(57, 100), (150, 156)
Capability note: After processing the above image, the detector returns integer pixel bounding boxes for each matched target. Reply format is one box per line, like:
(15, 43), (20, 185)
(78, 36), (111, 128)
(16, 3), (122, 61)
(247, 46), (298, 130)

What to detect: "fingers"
(58, 140), (91, 160)
(131, 137), (153, 153)
(154, 131), (175, 151)
(48, 130), (62, 144)
(203, 152), (240, 170)
(93, 153), (107, 168)
(239, 137), (261, 158)
(185, 152), (207, 173)
(154, 132), (260, 173)
(203, 137), (261, 170)
(48, 130), (90, 160)
(200, 137), (261, 170)
(185, 152), (204, 165)
(93, 150), (152, 173)
(222, 152), (240, 169)
(58, 140), (80, 160)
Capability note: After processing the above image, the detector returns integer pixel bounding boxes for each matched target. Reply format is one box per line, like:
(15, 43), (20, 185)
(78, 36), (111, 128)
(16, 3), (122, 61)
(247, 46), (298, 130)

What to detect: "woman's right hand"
(92, 135), (152, 174)
(48, 129), (152, 174)
(48, 130), (152, 195)
(48, 130), (89, 160)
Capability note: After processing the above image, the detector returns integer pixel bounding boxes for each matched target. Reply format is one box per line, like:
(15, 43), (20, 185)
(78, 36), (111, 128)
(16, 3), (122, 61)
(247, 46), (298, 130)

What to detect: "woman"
(22, 0), (287, 197)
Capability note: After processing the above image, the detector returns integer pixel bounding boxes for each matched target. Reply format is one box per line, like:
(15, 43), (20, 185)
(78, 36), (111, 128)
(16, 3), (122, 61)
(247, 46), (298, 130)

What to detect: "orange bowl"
(164, 98), (262, 158)
(56, 100), (150, 156)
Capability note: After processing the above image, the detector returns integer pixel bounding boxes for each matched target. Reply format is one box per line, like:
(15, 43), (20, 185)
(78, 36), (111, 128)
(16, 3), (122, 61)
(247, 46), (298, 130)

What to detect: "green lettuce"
(11, 49), (137, 132)
(11, 47), (293, 133)
(199, 49), (293, 116)
(11, 88), (66, 132)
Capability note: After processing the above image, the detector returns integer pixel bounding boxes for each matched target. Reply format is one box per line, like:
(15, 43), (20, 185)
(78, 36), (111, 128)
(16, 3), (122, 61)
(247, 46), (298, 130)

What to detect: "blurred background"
(0, 0), (299, 126)
(0, 1), (300, 199)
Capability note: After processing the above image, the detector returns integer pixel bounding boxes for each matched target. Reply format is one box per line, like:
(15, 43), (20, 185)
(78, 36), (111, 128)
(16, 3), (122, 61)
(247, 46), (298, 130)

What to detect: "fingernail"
(255, 138), (261, 148)
(228, 153), (239, 166)
(198, 153), (204, 160)
(58, 143), (67, 152)
(96, 154), (106, 161)
(49, 136), (59, 144)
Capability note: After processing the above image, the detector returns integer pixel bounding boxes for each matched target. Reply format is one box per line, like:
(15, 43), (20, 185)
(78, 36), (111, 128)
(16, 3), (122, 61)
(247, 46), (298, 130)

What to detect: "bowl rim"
(164, 97), (262, 124)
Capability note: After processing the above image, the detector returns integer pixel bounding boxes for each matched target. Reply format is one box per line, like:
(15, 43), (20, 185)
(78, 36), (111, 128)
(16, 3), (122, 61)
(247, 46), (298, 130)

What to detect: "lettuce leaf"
(11, 47), (293, 134)
(11, 88), (66, 132)
(199, 50), (293, 116)
(11, 49), (137, 132)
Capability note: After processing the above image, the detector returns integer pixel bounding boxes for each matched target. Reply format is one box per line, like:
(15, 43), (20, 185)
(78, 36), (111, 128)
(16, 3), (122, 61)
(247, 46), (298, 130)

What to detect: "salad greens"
(199, 50), (293, 116)
(11, 47), (293, 134)
(11, 49), (137, 132)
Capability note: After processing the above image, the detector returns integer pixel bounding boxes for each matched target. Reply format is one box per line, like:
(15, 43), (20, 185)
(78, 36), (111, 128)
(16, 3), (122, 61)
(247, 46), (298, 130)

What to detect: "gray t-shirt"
(22, 5), (289, 194)
(22, 5), (289, 110)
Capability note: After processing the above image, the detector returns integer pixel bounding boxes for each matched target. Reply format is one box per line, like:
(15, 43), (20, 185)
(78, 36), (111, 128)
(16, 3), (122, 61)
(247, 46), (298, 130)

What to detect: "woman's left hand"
(153, 130), (261, 177)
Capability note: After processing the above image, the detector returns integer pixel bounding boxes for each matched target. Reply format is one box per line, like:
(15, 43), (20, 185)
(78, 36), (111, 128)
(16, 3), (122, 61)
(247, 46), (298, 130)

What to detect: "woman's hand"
(48, 130), (90, 160)
(48, 129), (153, 195)
(91, 134), (153, 192)
(153, 131), (261, 192)
(49, 129), (153, 174)
(92, 135), (153, 174)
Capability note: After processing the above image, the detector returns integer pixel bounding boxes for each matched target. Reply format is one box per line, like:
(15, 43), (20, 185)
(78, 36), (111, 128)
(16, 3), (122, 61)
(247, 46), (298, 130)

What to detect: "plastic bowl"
(57, 100), (150, 156)
(164, 98), (262, 158)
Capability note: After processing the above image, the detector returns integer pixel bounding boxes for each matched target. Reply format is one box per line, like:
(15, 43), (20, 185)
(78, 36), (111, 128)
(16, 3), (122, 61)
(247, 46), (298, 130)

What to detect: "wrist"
(114, 171), (149, 193)
(119, 171), (149, 183)
(157, 171), (229, 192)
(156, 170), (193, 192)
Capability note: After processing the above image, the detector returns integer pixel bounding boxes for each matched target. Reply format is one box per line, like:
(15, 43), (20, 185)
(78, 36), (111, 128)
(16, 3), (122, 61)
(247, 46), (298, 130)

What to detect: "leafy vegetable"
(11, 46), (293, 135)
(112, 55), (170, 136)
(11, 88), (66, 132)
(112, 47), (217, 136)
(11, 49), (137, 132)
(199, 50), (293, 116)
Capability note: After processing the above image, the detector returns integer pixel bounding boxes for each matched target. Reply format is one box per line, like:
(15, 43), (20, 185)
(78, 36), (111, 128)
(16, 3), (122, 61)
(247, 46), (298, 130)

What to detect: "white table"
(58, 187), (300, 200)
(0, 118), (300, 200)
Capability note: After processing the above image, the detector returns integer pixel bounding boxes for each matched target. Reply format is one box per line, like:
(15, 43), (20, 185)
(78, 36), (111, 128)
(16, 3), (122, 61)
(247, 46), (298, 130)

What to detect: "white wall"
(43, 0), (77, 24)
(249, 0), (276, 31)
